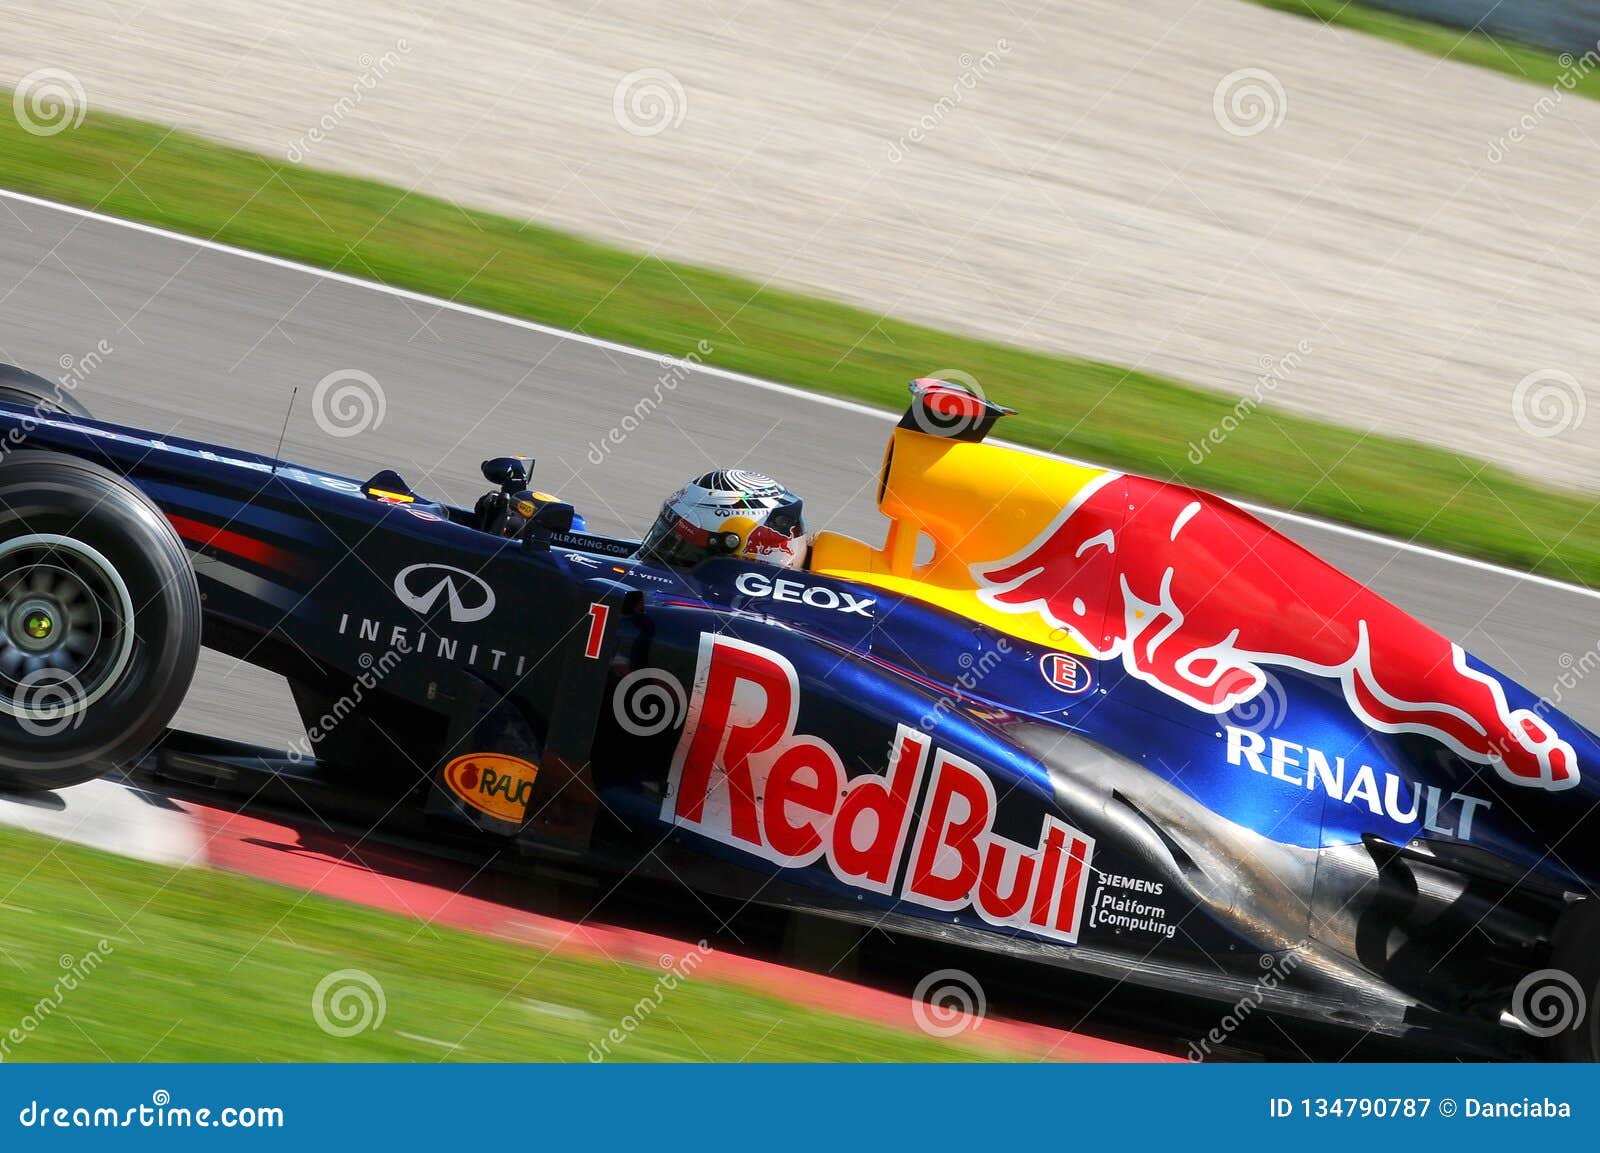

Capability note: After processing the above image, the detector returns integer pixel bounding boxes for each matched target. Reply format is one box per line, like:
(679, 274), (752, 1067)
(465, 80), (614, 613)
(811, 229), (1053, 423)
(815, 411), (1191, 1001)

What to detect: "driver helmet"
(641, 469), (808, 570)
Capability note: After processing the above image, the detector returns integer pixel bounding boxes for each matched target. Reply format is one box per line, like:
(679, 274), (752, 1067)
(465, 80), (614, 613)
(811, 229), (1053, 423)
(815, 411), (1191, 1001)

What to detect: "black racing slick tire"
(0, 451), (200, 790)
(0, 363), (93, 420)
(1539, 899), (1600, 1061)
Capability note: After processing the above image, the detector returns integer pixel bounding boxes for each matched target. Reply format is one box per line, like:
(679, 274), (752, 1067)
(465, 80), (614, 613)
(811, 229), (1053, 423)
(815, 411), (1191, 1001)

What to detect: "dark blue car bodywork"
(4, 395), (1597, 1055)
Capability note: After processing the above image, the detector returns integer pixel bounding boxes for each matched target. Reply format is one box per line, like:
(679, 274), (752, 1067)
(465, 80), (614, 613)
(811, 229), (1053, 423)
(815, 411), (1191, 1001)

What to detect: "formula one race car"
(3, 365), (1598, 1060)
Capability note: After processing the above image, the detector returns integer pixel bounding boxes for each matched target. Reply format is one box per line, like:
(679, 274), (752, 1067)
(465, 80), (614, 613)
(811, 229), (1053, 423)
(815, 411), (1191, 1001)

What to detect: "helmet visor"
(642, 507), (716, 567)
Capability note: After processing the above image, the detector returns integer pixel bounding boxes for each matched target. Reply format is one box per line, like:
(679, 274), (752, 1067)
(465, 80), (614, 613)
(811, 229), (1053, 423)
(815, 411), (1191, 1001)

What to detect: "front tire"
(0, 451), (200, 790)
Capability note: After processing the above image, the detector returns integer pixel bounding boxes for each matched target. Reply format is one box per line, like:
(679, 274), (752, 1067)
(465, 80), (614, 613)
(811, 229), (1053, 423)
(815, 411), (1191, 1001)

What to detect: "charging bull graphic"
(736, 521), (798, 563)
(973, 473), (1578, 791)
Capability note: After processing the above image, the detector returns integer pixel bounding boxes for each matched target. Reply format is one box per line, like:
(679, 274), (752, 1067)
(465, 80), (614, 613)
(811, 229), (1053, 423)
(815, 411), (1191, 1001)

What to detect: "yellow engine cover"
(810, 426), (1111, 654)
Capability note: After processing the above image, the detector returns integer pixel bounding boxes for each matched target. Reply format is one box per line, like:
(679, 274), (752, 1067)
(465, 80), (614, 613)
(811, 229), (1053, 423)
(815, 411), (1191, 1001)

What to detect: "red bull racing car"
(2, 365), (1598, 1059)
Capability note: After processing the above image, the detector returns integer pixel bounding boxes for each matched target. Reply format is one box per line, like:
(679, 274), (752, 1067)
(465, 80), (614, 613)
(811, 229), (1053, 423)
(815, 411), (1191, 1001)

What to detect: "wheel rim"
(0, 534), (136, 730)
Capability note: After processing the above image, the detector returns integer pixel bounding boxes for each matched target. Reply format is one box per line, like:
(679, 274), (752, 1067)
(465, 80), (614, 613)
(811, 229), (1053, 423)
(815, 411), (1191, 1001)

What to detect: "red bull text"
(661, 635), (1096, 942)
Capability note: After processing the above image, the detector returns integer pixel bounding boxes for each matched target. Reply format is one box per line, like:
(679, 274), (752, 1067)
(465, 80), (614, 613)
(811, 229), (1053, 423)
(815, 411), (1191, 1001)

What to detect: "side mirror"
(481, 456), (529, 491)
(523, 496), (575, 533)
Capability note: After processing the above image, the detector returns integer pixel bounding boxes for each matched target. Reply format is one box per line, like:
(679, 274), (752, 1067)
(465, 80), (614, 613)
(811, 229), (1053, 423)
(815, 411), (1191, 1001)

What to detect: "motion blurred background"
(6, 0), (1600, 489)
(2, 0), (1599, 1062)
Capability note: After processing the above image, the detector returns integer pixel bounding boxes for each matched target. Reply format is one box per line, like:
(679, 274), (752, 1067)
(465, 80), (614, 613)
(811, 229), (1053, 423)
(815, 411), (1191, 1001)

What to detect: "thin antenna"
(271, 387), (298, 477)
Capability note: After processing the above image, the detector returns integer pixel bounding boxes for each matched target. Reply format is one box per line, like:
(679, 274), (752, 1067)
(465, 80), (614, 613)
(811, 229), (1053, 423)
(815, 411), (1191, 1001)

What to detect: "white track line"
(4, 186), (1596, 603)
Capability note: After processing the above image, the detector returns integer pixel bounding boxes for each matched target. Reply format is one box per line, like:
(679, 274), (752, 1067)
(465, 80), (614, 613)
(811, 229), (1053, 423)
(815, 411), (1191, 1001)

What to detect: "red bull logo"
(720, 516), (804, 567)
(972, 473), (1578, 792)
(743, 522), (793, 559)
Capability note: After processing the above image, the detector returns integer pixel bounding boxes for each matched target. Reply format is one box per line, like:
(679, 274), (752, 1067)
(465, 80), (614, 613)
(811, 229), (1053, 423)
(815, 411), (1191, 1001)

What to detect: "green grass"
(1248, 0), (1600, 96)
(2, 99), (1598, 585)
(0, 827), (1001, 1062)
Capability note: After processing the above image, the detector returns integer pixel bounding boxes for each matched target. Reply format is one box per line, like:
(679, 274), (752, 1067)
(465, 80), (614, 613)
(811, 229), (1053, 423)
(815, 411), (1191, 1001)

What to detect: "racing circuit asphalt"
(1, 189), (1598, 754)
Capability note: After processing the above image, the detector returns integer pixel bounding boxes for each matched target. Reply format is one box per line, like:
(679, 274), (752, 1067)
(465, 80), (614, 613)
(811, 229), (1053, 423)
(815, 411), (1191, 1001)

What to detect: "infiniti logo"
(393, 563), (496, 623)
